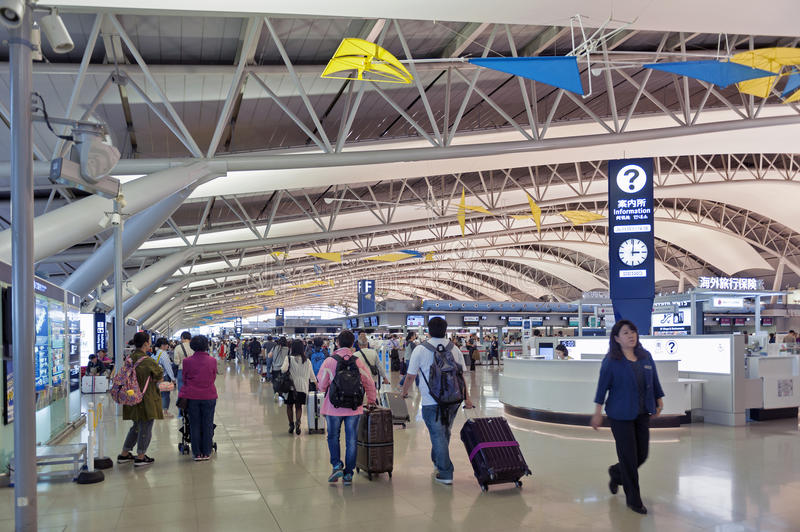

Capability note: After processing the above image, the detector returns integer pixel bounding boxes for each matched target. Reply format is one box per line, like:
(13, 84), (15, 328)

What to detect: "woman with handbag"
(178, 335), (219, 461)
(270, 337), (290, 396)
(280, 339), (317, 435)
(152, 338), (176, 418)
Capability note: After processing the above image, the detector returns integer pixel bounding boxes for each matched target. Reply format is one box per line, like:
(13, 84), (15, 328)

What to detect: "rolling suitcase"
(460, 416), (531, 492)
(356, 406), (393, 480)
(381, 391), (410, 428)
(306, 390), (325, 434)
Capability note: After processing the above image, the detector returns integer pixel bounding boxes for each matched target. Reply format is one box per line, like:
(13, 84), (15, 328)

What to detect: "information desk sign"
(608, 158), (655, 334)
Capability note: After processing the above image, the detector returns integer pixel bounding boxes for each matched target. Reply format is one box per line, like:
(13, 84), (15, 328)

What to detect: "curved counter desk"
(500, 358), (701, 428)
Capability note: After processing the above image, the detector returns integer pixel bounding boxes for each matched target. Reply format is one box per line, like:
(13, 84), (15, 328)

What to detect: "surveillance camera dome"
(0, 0), (24, 28)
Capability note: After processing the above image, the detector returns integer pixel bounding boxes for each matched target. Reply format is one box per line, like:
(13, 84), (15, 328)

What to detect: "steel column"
(10, 6), (38, 528)
(113, 200), (124, 371)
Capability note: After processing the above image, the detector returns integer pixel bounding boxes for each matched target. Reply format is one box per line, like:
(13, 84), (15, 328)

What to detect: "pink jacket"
(178, 352), (218, 400)
(316, 348), (377, 416)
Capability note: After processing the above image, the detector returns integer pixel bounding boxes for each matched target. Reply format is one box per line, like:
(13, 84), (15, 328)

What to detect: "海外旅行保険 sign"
(698, 276), (764, 291)
(608, 158), (655, 334)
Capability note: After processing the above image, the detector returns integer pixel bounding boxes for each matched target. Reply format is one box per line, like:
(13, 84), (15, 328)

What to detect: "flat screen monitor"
(734, 318), (746, 326)
(463, 315), (480, 326)
(719, 317), (732, 326)
(369, 316), (379, 327)
(538, 342), (554, 360)
(761, 317), (773, 326)
(406, 315), (426, 327)
(568, 317), (580, 327)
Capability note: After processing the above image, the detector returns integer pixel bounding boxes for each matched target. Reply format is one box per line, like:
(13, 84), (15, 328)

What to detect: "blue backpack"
(310, 348), (325, 376)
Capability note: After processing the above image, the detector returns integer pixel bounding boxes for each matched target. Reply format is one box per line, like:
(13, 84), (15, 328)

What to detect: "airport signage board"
(608, 158), (655, 334)
(275, 308), (284, 328)
(712, 296), (746, 308)
(698, 276), (762, 291)
(357, 280), (376, 314)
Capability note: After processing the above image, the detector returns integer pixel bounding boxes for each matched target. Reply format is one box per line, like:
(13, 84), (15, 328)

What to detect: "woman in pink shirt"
(178, 335), (218, 461)
(316, 330), (377, 485)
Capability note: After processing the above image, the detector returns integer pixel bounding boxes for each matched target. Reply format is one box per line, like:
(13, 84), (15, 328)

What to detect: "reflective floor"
(2, 361), (800, 531)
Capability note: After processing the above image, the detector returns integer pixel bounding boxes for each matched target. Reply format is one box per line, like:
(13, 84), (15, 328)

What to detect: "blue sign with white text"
(608, 158), (655, 335)
(94, 313), (107, 354)
(358, 280), (376, 314)
(275, 308), (285, 327)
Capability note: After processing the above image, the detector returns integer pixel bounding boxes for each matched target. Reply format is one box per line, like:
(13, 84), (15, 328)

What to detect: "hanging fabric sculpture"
(642, 59), (774, 88)
(468, 56), (585, 95)
(730, 47), (800, 98)
(510, 195), (542, 232)
(560, 210), (605, 225)
(322, 38), (413, 84)
(781, 70), (800, 102)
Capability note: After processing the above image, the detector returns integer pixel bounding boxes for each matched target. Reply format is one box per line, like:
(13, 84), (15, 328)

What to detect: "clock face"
(618, 238), (648, 266)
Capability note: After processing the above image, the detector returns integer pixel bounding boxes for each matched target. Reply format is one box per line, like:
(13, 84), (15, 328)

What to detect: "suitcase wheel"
(515, 480), (523, 488)
(367, 473), (373, 481)
(388, 471), (392, 479)
(178, 443), (184, 454)
(213, 443), (218, 452)
(401, 423), (406, 429)
(480, 484), (489, 492)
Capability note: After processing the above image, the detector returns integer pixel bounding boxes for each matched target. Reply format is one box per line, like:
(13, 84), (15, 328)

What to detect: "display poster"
(34, 296), (50, 391)
(94, 312), (107, 353)
(275, 308), (284, 327)
(608, 158), (655, 335)
(652, 304), (693, 336)
(3, 360), (12, 425)
(234, 317), (243, 337)
(49, 301), (65, 386)
(357, 280), (376, 314)
(67, 306), (81, 392)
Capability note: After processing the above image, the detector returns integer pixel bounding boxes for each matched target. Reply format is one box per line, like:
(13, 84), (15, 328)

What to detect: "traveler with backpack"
(401, 317), (474, 485)
(354, 332), (390, 393)
(270, 337), (290, 395)
(316, 330), (378, 485)
(281, 339), (317, 435)
(308, 337), (327, 388)
(115, 332), (164, 467)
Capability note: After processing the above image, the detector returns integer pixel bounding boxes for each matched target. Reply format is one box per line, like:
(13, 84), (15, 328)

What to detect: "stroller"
(178, 407), (218, 455)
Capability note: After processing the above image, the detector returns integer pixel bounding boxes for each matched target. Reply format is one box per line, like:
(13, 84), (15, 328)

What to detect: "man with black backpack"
(401, 317), (473, 485)
(316, 330), (378, 485)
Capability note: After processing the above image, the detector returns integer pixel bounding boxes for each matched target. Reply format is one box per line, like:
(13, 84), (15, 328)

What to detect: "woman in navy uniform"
(590, 320), (664, 515)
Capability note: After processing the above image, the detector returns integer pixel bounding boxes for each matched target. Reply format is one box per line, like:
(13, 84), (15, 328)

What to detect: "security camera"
(31, 22), (43, 61)
(0, 0), (24, 28)
(40, 10), (74, 54)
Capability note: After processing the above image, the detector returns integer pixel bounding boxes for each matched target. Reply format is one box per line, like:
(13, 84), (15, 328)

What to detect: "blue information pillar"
(357, 280), (376, 314)
(608, 158), (655, 335)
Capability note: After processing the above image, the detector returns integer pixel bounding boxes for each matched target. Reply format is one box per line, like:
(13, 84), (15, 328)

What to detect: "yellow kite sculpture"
(560, 210), (605, 225)
(731, 47), (800, 98)
(510, 195), (542, 232)
(457, 187), (496, 236)
(291, 280), (335, 289)
(322, 38), (413, 84)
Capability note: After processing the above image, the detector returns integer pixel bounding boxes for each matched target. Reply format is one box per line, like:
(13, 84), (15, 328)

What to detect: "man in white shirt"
(401, 317), (473, 485)
(174, 331), (193, 391)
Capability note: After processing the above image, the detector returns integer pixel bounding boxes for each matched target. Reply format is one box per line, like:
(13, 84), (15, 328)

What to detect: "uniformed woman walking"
(590, 320), (664, 515)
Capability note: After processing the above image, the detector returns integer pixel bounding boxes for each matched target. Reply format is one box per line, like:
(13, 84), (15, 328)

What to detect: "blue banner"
(93, 312), (107, 354)
(358, 280), (376, 314)
(275, 308), (285, 327)
(608, 158), (655, 335)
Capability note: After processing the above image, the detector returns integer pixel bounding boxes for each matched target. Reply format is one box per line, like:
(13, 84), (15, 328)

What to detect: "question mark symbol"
(625, 168), (639, 191)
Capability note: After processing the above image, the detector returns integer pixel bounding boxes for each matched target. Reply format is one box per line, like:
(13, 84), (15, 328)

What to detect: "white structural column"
(0, 161), (220, 263)
(96, 249), (194, 310)
(131, 280), (187, 323)
(143, 294), (187, 330)
(9, 6), (38, 528)
(118, 268), (181, 318)
(62, 186), (195, 297)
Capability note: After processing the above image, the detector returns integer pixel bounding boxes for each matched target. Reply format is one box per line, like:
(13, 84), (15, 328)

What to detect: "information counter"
(500, 358), (699, 428)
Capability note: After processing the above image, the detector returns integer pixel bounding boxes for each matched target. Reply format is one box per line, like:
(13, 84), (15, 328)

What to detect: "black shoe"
(134, 455), (154, 467)
(295, 423), (301, 435)
(608, 467), (618, 494)
(288, 422), (294, 434)
(117, 453), (134, 464)
(627, 504), (647, 515)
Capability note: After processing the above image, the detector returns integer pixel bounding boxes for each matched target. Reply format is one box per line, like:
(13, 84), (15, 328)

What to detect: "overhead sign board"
(275, 308), (285, 327)
(712, 296), (746, 308)
(357, 280), (376, 314)
(698, 276), (762, 291)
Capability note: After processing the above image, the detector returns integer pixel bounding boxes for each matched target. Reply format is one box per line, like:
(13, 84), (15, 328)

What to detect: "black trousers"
(608, 413), (650, 508)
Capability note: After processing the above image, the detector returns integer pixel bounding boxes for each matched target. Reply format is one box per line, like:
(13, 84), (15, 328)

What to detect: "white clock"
(618, 238), (648, 266)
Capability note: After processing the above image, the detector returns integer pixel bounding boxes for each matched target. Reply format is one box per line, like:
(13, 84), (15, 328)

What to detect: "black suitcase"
(460, 416), (531, 492)
(356, 406), (393, 480)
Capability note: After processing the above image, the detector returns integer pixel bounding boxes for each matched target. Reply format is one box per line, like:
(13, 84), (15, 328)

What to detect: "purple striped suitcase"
(460, 416), (531, 492)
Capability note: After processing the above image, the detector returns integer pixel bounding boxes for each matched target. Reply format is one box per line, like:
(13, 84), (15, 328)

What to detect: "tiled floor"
(3, 361), (800, 531)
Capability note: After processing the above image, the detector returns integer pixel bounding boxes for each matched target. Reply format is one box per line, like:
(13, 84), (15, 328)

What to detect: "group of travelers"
(114, 330), (220, 465)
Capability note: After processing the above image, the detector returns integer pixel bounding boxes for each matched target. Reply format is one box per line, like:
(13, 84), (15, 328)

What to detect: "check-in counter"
(500, 358), (701, 428)
(745, 355), (800, 420)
